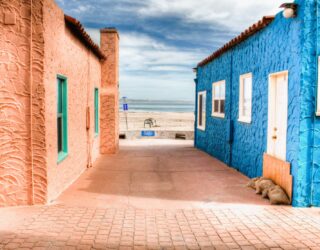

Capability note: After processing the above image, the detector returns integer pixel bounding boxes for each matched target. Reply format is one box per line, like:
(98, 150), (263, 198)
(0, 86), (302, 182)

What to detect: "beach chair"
(144, 118), (157, 128)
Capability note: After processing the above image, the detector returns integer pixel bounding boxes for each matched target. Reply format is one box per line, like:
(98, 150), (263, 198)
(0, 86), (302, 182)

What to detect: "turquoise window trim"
(58, 151), (68, 163)
(57, 74), (68, 164)
(94, 88), (99, 136)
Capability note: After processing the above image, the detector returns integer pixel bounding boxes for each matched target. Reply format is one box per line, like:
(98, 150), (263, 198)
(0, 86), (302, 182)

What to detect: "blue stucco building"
(194, 0), (320, 207)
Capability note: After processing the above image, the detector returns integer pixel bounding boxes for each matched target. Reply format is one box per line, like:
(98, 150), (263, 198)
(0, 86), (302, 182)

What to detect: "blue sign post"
(123, 103), (128, 111)
(122, 97), (129, 131)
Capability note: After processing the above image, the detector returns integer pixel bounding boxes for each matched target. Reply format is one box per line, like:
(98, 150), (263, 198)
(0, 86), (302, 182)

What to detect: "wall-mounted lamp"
(280, 3), (298, 18)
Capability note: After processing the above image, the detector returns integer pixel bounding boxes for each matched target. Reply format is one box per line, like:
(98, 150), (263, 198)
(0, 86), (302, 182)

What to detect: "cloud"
(59, 0), (290, 101)
(72, 5), (94, 14)
(120, 33), (203, 71)
(138, 0), (290, 31)
(86, 29), (199, 101)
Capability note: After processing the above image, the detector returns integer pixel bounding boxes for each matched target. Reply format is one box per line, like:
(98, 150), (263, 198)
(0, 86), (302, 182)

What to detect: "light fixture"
(280, 3), (298, 18)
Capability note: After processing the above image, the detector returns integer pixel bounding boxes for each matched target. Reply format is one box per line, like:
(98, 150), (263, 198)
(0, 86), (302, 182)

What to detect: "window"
(94, 88), (99, 135)
(239, 73), (252, 123)
(197, 91), (206, 130)
(317, 57), (320, 116)
(57, 75), (68, 163)
(212, 81), (225, 118)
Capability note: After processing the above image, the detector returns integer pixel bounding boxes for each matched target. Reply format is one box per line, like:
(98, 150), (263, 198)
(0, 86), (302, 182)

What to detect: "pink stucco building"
(0, 0), (119, 206)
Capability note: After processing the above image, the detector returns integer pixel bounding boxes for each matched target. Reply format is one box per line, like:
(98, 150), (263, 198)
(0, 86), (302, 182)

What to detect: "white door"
(267, 72), (288, 161)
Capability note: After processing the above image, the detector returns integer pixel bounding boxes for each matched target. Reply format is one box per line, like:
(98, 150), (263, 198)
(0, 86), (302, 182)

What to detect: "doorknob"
(272, 127), (277, 140)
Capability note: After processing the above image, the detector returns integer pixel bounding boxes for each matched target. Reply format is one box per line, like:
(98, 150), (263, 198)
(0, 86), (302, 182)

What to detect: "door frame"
(197, 91), (206, 131)
(267, 71), (288, 161)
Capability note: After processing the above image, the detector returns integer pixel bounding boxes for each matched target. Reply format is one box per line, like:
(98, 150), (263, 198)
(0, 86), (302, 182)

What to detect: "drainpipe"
(193, 68), (198, 148)
(194, 79), (198, 148)
(228, 53), (234, 167)
(86, 49), (93, 168)
(29, 0), (35, 205)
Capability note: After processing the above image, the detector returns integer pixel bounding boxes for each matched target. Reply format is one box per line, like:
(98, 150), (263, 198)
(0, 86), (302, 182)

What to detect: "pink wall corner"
(30, 0), (48, 205)
(0, 1), (32, 206)
(0, 0), (47, 207)
(100, 29), (120, 155)
(43, 0), (101, 202)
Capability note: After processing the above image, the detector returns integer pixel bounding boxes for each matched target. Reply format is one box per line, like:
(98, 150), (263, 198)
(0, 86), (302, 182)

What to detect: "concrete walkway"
(57, 139), (269, 209)
(1, 140), (320, 249)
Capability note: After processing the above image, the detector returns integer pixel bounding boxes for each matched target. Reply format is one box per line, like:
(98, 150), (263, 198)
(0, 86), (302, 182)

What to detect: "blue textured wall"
(195, 2), (317, 206)
(294, 0), (317, 207)
(312, 0), (320, 206)
(196, 53), (233, 165)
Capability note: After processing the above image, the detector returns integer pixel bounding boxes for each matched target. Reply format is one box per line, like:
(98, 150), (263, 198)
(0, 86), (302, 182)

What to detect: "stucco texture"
(306, 0), (320, 207)
(0, 0), (47, 206)
(100, 30), (120, 155)
(43, 0), (102, 202)
(0, 0), (33, 206)
(313, 0), (320, 207)
(195, 10), (303, 205)
(0, 0), (121, 207)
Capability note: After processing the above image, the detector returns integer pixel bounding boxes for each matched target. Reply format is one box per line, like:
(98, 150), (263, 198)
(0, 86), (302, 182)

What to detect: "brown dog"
(255, 178), (275, 195)
(267, 185), (291, 205)
(246, 177), (269, 190)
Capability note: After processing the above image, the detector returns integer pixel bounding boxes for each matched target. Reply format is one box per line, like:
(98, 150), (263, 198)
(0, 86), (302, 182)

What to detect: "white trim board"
(197, 91), (206, 131)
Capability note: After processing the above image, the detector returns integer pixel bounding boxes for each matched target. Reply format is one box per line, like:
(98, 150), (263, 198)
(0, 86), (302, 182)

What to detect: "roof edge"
(197, 15), (275, 68)
(64, 15), (106, 60)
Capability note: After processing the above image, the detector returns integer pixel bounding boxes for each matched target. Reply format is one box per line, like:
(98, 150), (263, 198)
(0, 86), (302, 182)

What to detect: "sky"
(56, 0), (287, 102)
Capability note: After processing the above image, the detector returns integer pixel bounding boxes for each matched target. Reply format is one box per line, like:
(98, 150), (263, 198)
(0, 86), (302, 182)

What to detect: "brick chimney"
(100, 28), (119, 154)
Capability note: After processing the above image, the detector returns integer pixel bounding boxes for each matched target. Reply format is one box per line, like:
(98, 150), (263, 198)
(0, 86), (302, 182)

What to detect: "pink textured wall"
(0, 0), (47, 206)
(43, 0), (101, 202)
(0, 0), (32, 206)
(1, 0), (119, 207)
(100, 29), (119, 154)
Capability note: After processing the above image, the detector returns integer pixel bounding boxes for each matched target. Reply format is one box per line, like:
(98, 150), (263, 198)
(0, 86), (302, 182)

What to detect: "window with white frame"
(212, 81), (225, 118)
(197, 91), (206, 130)
(317, 57), (320, 116)
(239, 73), (252, 123)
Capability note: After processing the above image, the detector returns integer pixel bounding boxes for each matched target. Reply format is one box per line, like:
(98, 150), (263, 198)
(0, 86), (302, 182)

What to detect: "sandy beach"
(119, 111), (195, 139)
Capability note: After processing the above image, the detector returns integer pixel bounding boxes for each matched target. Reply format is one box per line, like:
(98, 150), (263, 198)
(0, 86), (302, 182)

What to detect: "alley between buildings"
(1, 140), (320, 249)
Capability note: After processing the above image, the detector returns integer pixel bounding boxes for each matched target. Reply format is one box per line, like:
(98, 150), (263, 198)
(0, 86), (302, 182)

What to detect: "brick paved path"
(1, 140), (320, 249)
(1, 205), (320, 249)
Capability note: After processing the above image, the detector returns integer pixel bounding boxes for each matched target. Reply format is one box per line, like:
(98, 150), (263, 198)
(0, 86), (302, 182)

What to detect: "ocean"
(119, 99), (195, 113)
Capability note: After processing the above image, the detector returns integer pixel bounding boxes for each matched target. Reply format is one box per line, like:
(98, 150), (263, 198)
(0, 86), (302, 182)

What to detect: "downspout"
(86, 49), (93, 168)
(228, 53), (234, 167)
(193, 68), (198, 148)
(29, 0), (35, 205)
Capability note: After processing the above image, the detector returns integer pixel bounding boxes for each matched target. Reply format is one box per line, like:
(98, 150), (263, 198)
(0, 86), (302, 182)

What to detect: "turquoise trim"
(94, 88), (99, 135)
(57, 74), (68, 164)
(58, 151), (68, 164)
